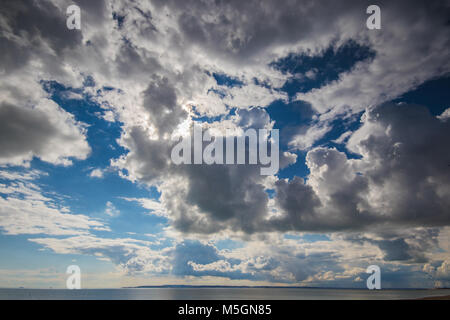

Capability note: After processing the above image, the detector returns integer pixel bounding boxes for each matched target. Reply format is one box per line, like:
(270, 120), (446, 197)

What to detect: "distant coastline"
(417, 294), (450, 300)
(123, 285), (450, 290)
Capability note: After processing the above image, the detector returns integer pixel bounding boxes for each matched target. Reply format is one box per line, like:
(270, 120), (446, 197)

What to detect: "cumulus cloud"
(142, 75), (188, 138)
(112, 98), (450, 266)
(294, 1), (450, 115)
(1, 0), (449, 287)
(267, 103), (450, 237)
(0, 101), (90, 166)
(0, 1), (91, 167)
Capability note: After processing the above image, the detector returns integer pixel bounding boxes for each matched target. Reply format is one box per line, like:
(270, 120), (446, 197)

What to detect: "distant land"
(122, 285), (449, 290)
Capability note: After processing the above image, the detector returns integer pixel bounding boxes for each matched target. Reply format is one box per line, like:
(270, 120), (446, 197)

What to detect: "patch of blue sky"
(192, 111), (224, 123)
(206, 87), (227, 99)
(266, 100), (314, 179)
(213, 238), (245, 251)
(211, 72), (244, 88)
(192, 106), (237, 123)
(266, 100), (315, 148)
(271, 39), (376, 98)
(0, 234), (114, 275)
(252, 77), (272, 89)
(393, 75), (450, 116)
(317, 112), (364, 158)
(277, 152), (309, 180)
(276, 111), (364, 179)
(82, 75), (96, 87)
(301, 234), (331, 242)
(105, 198), (169, 235)
(284, 233), (330, 242)
(265, 189), (275, 198)
(112, 11), (126, 29)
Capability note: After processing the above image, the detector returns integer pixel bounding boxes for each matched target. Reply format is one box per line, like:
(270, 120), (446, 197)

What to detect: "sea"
(0, 287), (449, 300)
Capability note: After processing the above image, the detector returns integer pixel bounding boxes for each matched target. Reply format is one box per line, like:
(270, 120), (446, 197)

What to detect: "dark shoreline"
(124, 285), (450, 290)
(417, 294), (450, 300)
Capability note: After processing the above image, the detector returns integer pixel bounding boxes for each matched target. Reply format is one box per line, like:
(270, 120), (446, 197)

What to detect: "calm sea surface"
(0, 288), (449, 300)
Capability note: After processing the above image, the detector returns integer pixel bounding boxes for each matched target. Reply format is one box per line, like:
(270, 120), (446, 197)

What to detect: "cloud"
(122, 197), (167, 217)
(89, 168), (104, 178)
(142, 75), (188, 138)
(111, 125), (173, 184)
(30, 235), (170, 274)
(437, 108), (450, 121)
(1, 0), (449, 287)
(268, 103), (450, 234)
(168, 237), (384, 286)
(294, 1), (450, 116)
(105, 201), (120, 217)
(288, 121), (332, 150)
(0, 0), (82, 65)
(0, 101), (90, 166)
(423, 257), (450, 287)
(113, 100), (450, 256)
(0, 170), (108, 235)
(343, 228), (441, 263)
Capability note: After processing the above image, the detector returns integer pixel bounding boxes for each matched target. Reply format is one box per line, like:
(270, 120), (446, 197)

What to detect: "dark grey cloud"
(272, 177), (322, 230)
(116, 42), (162, 78)
(235, 108), (272, 130)
(0, 102), (90, 166)
(0, 0), (82, 62)
(73, 0), (106, 19)
(120, 102), (450, 242)
(344, 227), (441, 263)
(0, 36), (31, 73)
(152, 0), (366, 61)
(115, 125), (172, 183)
(174, 164), (269, 234)
(142, 75), (187, 136)
(349, 103), (450, 226)
(0, 103), (55, 159)
(172, 240), (222, 276)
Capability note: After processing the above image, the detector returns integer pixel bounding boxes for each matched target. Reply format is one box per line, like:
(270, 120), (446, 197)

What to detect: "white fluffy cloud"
(295, 1), (450, 116)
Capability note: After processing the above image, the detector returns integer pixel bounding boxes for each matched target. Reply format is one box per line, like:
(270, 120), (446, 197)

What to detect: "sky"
(0, 0), (449, 289)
